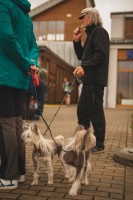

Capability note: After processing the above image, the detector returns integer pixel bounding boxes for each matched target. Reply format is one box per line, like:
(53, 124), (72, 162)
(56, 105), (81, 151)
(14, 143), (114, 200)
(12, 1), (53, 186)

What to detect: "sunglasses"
(79, 15), (87, 20)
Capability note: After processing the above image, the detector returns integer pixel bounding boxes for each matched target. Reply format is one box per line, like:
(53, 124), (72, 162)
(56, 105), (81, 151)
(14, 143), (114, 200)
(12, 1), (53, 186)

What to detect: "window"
(124, 17), (133, 39)
(47, 21), (56, 41)
(117, 60), (133, 105)
(39, 21), (47, 40)
(56, 21), (64, 41)
(33, 21), (64, 41)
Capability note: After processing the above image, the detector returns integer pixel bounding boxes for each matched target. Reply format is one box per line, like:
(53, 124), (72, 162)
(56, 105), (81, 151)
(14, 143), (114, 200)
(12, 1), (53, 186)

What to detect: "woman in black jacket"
(73, 7), (110, 153)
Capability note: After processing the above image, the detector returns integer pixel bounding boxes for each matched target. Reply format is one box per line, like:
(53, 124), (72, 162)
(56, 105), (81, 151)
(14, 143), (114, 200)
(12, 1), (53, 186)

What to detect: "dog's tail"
(73, 129), (94, 151)
(53, 135), (65, 155)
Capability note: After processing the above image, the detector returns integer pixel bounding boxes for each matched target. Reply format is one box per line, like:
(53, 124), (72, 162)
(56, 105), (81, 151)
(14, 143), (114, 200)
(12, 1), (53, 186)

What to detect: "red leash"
(32, 71), (39, 87)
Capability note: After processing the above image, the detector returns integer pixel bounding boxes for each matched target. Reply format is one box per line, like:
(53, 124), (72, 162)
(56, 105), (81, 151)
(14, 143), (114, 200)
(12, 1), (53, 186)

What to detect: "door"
(117, 60), (133, 107)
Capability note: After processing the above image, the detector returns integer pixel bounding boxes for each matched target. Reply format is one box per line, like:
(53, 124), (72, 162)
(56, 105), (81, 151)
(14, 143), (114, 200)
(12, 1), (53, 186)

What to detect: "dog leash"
(33, 74), (58, 146)
(32, 71), (54, 136)
(43, 76), (77, 136)
(32, 72), (78, 151)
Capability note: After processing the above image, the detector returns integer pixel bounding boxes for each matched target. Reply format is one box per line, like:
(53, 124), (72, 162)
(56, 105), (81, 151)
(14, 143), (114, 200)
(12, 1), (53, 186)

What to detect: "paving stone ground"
(0, 105), (133, 200)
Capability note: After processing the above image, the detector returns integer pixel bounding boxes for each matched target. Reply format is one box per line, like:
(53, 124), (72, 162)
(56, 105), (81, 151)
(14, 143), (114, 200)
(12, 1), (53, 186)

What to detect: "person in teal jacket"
(0, 0), (40, 189)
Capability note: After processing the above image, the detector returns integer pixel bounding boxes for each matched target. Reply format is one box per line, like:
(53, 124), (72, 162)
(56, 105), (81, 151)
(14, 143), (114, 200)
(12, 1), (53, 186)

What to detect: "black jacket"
(73, 24), (110, 86)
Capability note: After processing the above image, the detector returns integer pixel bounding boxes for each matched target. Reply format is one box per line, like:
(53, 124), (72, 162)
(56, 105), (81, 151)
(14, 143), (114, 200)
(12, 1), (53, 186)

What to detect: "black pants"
(0, 86), (25, 180)
(77, 84), (105, 148)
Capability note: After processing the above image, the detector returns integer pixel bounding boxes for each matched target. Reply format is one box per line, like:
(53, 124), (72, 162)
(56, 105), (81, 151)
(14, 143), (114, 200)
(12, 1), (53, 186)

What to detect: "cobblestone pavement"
(0, 105), (133, 200)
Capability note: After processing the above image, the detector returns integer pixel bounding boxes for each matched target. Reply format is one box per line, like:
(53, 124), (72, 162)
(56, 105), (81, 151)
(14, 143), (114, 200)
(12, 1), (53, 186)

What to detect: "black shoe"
(91, 146), (105, 154)
(32, 115), (40, 120)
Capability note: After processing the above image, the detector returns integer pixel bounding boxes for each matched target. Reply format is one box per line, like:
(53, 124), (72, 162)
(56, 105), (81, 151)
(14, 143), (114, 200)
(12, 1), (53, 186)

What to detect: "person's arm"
(0, 4), (35, 72)
(73, 40), (83, 60)
(29, 24), (40, 68)
(73, 27), (83, 60)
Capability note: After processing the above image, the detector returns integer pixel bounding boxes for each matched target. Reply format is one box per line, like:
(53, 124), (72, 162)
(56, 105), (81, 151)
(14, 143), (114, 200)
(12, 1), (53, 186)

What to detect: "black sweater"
(73, 24), (110, 86)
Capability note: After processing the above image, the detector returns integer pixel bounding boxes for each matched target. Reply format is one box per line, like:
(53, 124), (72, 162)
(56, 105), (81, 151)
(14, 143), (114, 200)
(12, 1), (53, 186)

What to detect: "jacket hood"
(11, 0), (31, 13)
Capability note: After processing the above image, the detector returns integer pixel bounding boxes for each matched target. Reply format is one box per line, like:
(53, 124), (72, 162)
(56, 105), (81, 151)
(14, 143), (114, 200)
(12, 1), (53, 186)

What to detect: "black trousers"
(77, 84), (106, 148)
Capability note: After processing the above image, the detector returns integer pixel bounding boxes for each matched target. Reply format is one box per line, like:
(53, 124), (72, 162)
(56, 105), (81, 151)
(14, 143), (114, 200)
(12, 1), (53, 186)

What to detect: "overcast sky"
(29, 0), (49, 9)
(29, 0), (133, 36)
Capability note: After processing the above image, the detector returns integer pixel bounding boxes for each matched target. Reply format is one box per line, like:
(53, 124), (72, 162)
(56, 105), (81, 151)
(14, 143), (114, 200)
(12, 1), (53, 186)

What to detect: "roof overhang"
(30, 0), (64, 17)
(111, 39), (133, 44)
(30, 0), (95, 18)
(111, 11), (133, 17)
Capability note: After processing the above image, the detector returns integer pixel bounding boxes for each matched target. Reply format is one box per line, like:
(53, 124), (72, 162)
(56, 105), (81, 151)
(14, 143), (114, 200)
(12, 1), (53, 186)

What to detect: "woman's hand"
(27, 65), (38, 75)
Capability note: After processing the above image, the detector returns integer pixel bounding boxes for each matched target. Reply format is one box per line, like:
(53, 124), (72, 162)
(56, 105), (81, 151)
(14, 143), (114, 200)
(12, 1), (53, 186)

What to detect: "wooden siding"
(39, 46), (78, 104)
(32, 0), (87, 41)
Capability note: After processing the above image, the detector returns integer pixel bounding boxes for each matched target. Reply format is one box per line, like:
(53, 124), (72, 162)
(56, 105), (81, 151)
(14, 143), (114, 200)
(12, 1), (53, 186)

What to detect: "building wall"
(107, 44), (133, 108)
(38, 41), (79, 67)
(111, 15), (124, 40)
(32, 0), (87, 41)
(39, 46), (78, 104)
(107, 47), (118, 108)
(111, 12), (133, 41)
(108, 12), (133, 108)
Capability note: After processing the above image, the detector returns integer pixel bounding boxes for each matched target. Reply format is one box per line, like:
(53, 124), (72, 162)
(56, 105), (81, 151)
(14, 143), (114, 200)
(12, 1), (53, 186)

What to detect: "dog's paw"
(48, 180), (53, 184)
(65, 174), (70, 179)
(31, 180), (38, 185)
(84, 180), (89, 185)
(68, 178), (74, 183)
(81, 180), (89, 185)
(69, 189), (77, 196)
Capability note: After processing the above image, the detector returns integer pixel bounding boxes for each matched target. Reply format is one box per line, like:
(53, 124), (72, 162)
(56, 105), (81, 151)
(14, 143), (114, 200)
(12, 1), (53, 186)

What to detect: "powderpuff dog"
(59, 128), (96, 196)
(21, 123), (64, 185)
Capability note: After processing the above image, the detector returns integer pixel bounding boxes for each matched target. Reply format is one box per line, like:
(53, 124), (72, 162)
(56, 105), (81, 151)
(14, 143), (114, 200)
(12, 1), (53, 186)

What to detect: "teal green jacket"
(0, 0), (40, 90)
